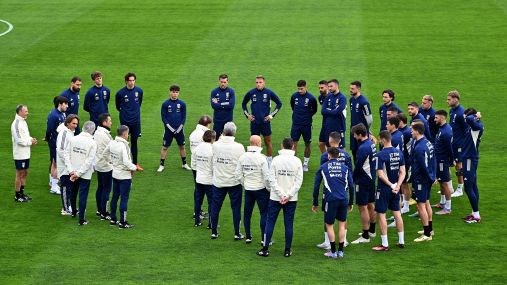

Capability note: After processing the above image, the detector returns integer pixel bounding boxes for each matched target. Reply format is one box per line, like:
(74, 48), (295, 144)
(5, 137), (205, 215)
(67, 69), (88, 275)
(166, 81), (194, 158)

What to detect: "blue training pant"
(59, 174), (71, 211)
(263, 200), (297, 249)
(194, 182), (213, 225)
(210, 184), (242, 235)
(243, 189), (270, 238)
(96, 170), (113, 214)
(70, 178), (91, 221)
(110, 178), (132, 223)
(463, 157), (479, 212)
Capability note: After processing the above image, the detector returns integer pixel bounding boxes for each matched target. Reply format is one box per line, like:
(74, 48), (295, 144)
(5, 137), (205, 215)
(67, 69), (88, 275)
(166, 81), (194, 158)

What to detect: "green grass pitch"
(0, 0), (506, 283)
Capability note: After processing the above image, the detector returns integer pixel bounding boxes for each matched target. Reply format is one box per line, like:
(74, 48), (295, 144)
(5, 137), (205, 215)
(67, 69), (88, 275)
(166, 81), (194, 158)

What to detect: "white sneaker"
(451, 189), (463, 197)
(357, 232), (376, 238)
(60, 209), (71, 216)
(417, 230), (435, 236)
(50, 187), (60, 194)
(400, 207), (410, 214)
(351, 236), (370, 244)
(157, 165), (165, 172)
(182, 164), (191, 171)
(344, 240), (350, 247)
(316, 242), (330, 250)
(414, 235), (432, 242)
(387, 221), (396, 228)
(303, 164), (309, 172)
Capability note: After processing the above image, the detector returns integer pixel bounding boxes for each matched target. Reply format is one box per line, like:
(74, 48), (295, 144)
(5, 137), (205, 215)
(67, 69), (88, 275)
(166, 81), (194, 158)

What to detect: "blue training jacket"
(420, 107), (438, 142)
(321, 91), (347, 132)
(84, 85), (110, 123)
(45, 108), (66, 147)
(461, 115), (484, 159)
(350, 95), (372, 131)
(210, 86), (235, 123)
(449, 104), (467, 146)
(242, 88), (282, 124)
(434, 123), (454, 164)
(161, 98), (186, 131)
(115, 86), (143, 124)
(60, 88), (79, 115)
(290, 91), (317, 126)
(376, 146), (405, 189)
(410, 137), (436, 184)
(379, 102), (402, 131)
(353, 139), (377, 185)
(313, 158), (354, 206)
(411, 112), (433, 142)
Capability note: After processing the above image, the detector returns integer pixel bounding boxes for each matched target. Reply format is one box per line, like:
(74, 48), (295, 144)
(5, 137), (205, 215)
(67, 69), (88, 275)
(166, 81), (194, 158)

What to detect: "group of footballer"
(10, 72), (484, 258)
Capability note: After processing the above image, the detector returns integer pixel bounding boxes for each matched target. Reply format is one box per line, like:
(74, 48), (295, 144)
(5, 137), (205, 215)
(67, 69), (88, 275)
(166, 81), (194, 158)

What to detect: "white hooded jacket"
(94, 126), (113, 172)
(235, 146), (275, 191)
(11, 114), (33, 160)
(65, 132), (97, 180)
(212, 135), (245, 187)
(103, 136), (137, 180)
(269, 149), (303, 202)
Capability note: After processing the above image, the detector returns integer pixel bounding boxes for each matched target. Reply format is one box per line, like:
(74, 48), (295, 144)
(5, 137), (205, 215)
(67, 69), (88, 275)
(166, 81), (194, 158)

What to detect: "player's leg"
(258, 200), (281, 256)
(228, 185), (243, 238)
(367, 183), (377, 236)
(176, 132), (190, 170)
(69, 179), (79, 217)
(372, 189), (388, 250)
(302, 125), (312, 171)
(323, 200), (338, 257)
(158, 131), (171, 172)
(119, 179), (132, 227)
(78, 179), (91, 225)
(129, 122), (141, 166)
(282, 201), (297, 257)
(210, 186), (227, 238)
(463, 158), (480, 222)
(95, 171), (105, 216)
(203, 184), (213, 227)
(257, 189), (270, 241)
(352, 185), (371, 244)
(263, 123), (273, 160)
(243, 190), (255, 241)
(100, 170), (113, 219)
(414, 183), (432, 241)
(336, 200), (348, 257)
(14, 167), (22, 200)
(109, 178), (120, 224)
(393, 210), (405, 247)
(194, 183), (206, 226)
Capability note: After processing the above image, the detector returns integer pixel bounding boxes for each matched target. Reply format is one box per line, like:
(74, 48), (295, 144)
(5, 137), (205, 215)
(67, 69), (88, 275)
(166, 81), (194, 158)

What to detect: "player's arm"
(122, 144), (137, 171)
(115, 91), (121, 112)
(269, 92), (282, 118)
(222, 90), (235, 110)
(234, 159), (244, 187)
(312, 169), (323, 207)
(12, 122), (31, 146)
(160, 102), (175, 132)
(176, 101), (186, 134)
(311, 96), (318, 116)
(45, 115), (56, 142)
(364, 102), (373, 128)
(138, 89), (143, 107)
(105, 88), (111, 104)
(322, 97), (346, 116)
(241, 92), (252, 118)
(210, 90), (221, 110)
(445, 133), (455, 164)
(353, 147), (367, 179)
(396, 165), (406, 189)
(83, 90), (91, 112)
(347, 168), (355, 205)
(466, 115), (482, 131)
(288, 162), (303, 199)
(290, 94), (295, 111)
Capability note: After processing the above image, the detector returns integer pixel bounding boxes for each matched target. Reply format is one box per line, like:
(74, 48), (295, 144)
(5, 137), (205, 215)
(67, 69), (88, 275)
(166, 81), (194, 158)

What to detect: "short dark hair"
(54, 96), (69, 108)
(328, 131), (341, 145)
(218, 74), (228, 80)
(297, 80), (306, 87)
(408, 101), (419, 108)
(15, 104), (26, 114)
(464, 108), (477, 116)
(282, 137), (294, 150)
(71, 76), (82, 83)
(328, 79), (339, 85)
(318, 80), (328, 85)
(202, 130), (216, 143)
(91, 71), (103, 80)
(169, 85), (180, 91)
(411, 121), (425, 135)
(398, 113), (408, 124)
(351, 123), (367, 137)
(382, 89), (395, 100)
(379, 130), (391, 142)
(198, 115), (212, 126)
(388, 116), (400, 128)
(328, 147), (340, 159)
(117, 125), (129, 136)
(435, 109), (448, 117)
(98, 113), (111, 126)
(124, 72), (136, 81)
(351, 81), (361, 88)
(65, 114), (79, 126)
(387, 106), (399, 113)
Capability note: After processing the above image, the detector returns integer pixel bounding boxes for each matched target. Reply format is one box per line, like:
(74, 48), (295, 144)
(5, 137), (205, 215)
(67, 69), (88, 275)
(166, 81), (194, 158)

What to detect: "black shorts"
(14, 159), (30, 170)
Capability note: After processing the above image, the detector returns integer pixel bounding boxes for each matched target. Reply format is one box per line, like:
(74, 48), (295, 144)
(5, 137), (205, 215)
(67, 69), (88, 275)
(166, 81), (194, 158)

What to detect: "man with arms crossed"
(210, 74), (235, 139)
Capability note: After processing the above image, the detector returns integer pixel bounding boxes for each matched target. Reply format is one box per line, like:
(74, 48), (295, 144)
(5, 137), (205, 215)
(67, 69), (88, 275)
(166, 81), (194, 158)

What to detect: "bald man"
(236, 135), (275, 244)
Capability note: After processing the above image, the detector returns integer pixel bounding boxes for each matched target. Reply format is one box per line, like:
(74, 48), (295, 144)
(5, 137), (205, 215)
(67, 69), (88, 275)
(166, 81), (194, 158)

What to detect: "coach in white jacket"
(257, 137), (303, 258)
(191, 129), (216, 227)
(94, 113), (114, 220)
(11, 105), (37, 202)
(56, 114), (78, 214)
(236, 135), (275, 244)
(103, 125), (138, 229)
(65, 121), (97, 225)
(210, 122), (245, 239)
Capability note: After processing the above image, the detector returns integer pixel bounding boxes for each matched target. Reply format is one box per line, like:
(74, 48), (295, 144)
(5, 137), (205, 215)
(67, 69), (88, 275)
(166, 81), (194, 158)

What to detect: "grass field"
(1, 0), (506, 284)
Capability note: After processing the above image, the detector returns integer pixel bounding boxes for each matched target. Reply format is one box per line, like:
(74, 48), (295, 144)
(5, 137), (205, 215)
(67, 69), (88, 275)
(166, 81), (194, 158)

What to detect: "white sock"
(473, 211), (480, 218)
(381, 234), (388, 247)
(440, 195), (446, 204)
(403, 201), (409, 208)
(304, 157), (310, 165)
(398, 231), (405, 244)
(445, 199), (452, 210)
(324, 232), (330, 244)
(52, 179), (59, 189)
(447, 181), (454, 192)
(457, 184), (463, 191)
(49, 174), (53, 184)
(344, 229), (348, 242)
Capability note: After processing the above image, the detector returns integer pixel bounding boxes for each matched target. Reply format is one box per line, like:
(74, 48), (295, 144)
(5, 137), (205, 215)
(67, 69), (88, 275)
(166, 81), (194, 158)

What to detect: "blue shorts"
(250, 122), (271, 136)
(319, 124), (327, 143)
(436, 161), (451, 182)
(412, 182), (431, 203)
(14, 159), (30, 170)
(123, 121), (141, 139)
(324, 199), (348, 223)
(290, 124), (312, 143)
(375, 187), (400, 213)
(355, 182), (376, 206)
(452, 144), (463, 163)
(48, 145), (56, 162)
(462, 157), (478, 183)
(320, 127), (346, 148)
(163, 129), (186, 147)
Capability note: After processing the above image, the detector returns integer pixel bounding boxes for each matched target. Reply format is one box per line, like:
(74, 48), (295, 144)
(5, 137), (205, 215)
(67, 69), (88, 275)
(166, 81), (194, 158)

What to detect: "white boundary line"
(0, 19), (14, 37)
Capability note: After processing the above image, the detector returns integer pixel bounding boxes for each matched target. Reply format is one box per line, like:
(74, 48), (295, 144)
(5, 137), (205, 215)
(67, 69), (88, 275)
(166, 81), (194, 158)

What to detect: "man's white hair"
(222, 122), (237, 136)
(82, 121), (96, 135)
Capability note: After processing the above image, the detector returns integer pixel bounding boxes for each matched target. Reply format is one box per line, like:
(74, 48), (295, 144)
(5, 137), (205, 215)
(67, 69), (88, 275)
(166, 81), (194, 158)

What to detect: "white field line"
(0, 19), (14, 37)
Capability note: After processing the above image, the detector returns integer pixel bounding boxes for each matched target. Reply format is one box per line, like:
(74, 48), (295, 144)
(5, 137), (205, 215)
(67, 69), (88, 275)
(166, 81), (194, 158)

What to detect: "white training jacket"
(235, 146), (275, 191)
(103, 136), (137, 180)
(189, 124), (209, 170)
(192, 142), (214, 185)
(11, 114), (33, 160)
(65, 132), (97, 180)
(94, 126), (113, 172)
(269, 149), (303, 202)
(212, 135), (245, 188)
(56, 125), (74, 177)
